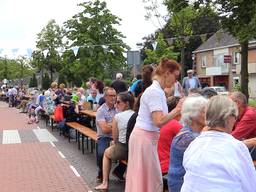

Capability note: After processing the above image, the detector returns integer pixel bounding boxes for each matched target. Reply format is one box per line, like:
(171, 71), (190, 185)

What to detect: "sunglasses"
(107, 94), (116, 97)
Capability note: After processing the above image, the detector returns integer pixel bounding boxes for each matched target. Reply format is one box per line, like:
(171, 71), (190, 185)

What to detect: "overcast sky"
(0, 0), (167, 57)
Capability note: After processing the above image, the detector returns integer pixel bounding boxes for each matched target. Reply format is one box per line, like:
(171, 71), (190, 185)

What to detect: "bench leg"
(45, 116), (48, 127)
(82, 135), (84, 154)
(86, 137), (89, 149)
(51, 119), (54, 132)
(68, 127), (70, 142)
(91, 139), (94, 153)
(78, 132), (80, 150)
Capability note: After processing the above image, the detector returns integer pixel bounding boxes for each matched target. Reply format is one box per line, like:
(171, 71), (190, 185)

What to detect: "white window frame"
(233, 51), (240, 65)
(201, 55), (206, 68)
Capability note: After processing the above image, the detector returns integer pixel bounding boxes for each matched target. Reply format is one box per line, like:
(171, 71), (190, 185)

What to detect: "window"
(214, 54), (228, 73)
(233, 51), (240, 65)
(201, 56), (206, 68)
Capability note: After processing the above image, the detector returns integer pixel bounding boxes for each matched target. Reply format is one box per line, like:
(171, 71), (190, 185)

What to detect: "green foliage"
(104, 79), (112, 87)
(168, 6), (198, 48)
(42, 73), (50, 90)
(64, 0), (129, 80)
(232, 84), (242, 92)
(0, 58), (33, 81)
(248, 99), (256, 107)
(58, 72), (66, 85)
(35, 19), (64, 82)
(144, 33), (179, 64)
(29, 73), (38, 88)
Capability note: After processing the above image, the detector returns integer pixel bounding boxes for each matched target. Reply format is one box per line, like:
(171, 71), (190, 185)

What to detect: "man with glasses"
(95, 87), (125, 182)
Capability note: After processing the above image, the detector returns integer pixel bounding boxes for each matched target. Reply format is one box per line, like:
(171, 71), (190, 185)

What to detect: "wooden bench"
(66, 122), (97, 153)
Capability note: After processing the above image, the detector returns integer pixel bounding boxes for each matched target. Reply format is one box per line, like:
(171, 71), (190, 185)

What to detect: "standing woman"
(125, 58), (182, 192)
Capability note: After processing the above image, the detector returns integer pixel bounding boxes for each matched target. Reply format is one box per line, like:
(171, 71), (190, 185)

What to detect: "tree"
(143, 1), (220, 77)
(35, 19), (64, 82)
(64, 0), (129, 80)
(29, 73), (38, 88)
(167, 6), (198, 78)
(144, 33), (179, 64)
(0, 57), (33, 81)
(42, 73), (50, 90)
(195, 0), (256, 99)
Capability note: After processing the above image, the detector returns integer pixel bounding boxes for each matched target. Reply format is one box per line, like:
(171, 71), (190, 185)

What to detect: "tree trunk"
(240, 41), (249, 99)
(50, 63), (53, 82)
(180, 46), (185, 79)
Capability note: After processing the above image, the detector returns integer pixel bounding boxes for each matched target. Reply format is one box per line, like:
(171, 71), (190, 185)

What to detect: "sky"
(0, 0), (167, 58)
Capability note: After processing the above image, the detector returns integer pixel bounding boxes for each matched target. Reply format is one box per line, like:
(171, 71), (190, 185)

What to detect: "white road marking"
(2, 130), (21, 144)
(33, 129), (58, 142)
(58, 151), (66, 159)
(50, 141), (56, 147)
(70, 165), (80, 177)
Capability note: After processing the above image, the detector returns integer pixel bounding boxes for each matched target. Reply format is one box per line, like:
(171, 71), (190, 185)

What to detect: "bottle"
(93, 102), (98, 111)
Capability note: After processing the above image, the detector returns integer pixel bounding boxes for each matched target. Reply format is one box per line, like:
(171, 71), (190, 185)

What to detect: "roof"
(194, 30), (239, 53)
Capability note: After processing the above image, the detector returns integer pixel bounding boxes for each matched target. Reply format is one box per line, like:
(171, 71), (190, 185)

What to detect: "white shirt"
(181, 131), (256, 192)
(135, 80), (168, 132)
(115, 109), (134, 143)
(174, 81), (182, 97)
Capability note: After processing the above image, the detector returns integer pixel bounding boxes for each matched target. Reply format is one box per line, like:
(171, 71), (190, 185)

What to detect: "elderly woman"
(168, 95), (208, 192)
(181, 95), (256, 192)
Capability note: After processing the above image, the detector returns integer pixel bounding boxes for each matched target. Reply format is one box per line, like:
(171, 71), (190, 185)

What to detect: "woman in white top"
(125, 58), (182, 192)
(181, 95), (256, 192)
(95, 92), (134, 191)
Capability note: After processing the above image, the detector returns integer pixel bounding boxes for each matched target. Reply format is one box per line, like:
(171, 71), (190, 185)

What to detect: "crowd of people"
(1, 58), (256, 192)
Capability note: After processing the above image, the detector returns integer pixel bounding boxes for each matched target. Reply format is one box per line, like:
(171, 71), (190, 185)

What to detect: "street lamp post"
(42, 49), (49, 88)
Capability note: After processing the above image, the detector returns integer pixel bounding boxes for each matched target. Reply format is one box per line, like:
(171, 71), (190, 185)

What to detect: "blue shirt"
(168, 125), (199, 192)
(86, 95), (100, 103)
(129, 79), (141, 93)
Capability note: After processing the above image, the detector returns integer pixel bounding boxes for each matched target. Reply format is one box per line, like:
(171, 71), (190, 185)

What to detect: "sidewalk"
(0, 102), (92, 192)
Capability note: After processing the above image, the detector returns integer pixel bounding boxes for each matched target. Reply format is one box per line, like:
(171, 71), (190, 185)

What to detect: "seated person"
(168, 96), (208, 192)
(182, 95), (256, 192)
(158, 97), (182, 175)
(158, 96), (182, 191)
(95, 92), (134, 191)
(87, 88), (100, 104)
(230, 91), (256, 140)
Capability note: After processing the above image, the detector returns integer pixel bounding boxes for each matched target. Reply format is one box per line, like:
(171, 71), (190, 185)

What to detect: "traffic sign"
(224, 55), (232, 63)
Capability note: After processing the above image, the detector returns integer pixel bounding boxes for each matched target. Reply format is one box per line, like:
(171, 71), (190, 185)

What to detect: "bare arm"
(112, 118), (119, 143)
(243, 137), (256, 148)
(152, 98), (183, 128)
(97, 121), (112, 134)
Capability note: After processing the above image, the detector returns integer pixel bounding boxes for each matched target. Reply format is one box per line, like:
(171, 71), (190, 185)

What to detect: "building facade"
(193, 30), (256, 98)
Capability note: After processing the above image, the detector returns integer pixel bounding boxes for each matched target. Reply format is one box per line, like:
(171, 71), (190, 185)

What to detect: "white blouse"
(181, 131), (256, 192)
(135, 80), (168, 132)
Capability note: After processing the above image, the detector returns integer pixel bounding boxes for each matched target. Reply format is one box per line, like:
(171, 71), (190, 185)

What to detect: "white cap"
(116, 73), (123, 79)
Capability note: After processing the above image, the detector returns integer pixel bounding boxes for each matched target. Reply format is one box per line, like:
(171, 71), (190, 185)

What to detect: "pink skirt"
(125, 128), (163, 192)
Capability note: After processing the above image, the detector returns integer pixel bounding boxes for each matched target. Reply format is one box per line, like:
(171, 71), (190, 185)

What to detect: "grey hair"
(181, 95), (208, 126)
(206, 95), (238, 128)
(230, 91), (247, 105)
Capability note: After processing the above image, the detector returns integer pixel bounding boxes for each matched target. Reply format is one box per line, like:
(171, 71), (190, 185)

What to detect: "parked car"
(209, 86), (229, 95)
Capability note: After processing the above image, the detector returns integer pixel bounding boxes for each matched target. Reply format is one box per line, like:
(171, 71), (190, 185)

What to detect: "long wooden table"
(80, 109), (96, 118)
